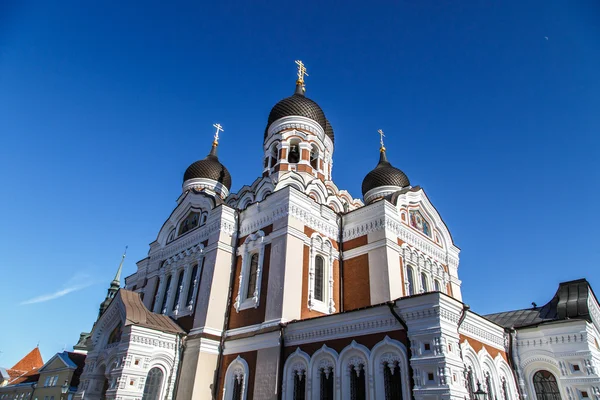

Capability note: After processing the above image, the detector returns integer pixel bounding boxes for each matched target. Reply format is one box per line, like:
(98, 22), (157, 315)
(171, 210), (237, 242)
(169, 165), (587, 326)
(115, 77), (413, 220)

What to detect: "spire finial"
(295, 60), (308, 85)
(212, 123), (224, 146)
(378, 129), (386, 152)
(112, 246), (127, 286)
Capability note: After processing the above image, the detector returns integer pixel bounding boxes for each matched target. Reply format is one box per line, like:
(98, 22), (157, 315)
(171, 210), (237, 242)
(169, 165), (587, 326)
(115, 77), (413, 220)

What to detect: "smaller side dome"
(183, 143), (232, 198)
(361, 149), (410, 203)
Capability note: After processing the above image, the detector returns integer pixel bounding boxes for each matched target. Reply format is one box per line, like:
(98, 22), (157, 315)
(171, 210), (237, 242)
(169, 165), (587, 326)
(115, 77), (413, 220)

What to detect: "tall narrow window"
(246, 254), (259, 300)
(319, 368), (334, 400)
(383, 361), (403, 400)
(465, 367), (475, 400)
(231, 375), (243, 400)
(142, 368), (164, 400)
(502, 377), (510, 400)
(434, 279), (441, 292)
(533, 370), (561, 400)
(310, 145), (319, 169)
(150, 277), (160, 311)
(293, 370), (306, 400)
(186, 263), (200, 307)
(349, 364), (366, 400)
(171, 270), (185, 312)
(407, 266), (415, 295)
(485, 372), (495, 400)
(421, 272), (428, 292)
(314, 255), (325, 302)
(160, 275), (172, 313)
(288, 142), (300, 163)
(269, 143), (278, 169)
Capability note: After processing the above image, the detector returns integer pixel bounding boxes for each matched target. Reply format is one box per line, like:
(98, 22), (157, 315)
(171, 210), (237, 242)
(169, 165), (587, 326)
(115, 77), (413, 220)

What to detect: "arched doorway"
(142, 367), (164, 400)
(533, 370), (561, 400)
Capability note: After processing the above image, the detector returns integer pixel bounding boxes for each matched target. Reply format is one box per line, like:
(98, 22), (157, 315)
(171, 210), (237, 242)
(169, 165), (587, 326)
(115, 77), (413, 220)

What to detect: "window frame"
(223, 357), (249, 400)
(308, 234), (336, 314)
(235, 231), (266, 312)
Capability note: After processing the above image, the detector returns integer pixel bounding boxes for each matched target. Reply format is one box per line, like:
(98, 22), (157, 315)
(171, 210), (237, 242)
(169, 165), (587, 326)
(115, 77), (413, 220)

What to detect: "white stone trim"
(234, 230), (266, 312)
(282, 348), (310, 400)
(308, 233), (336, 314)
(182, 177), (230, 200)
(222, 356), (249, 400)
(369, 336), (411, 400)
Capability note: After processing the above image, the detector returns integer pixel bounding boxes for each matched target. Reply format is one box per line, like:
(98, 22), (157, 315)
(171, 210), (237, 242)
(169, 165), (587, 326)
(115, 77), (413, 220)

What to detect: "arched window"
(288, 141), (300, 163)
(319, 367), (334, 400)
(421, 272), (429, 292)
(151, 277), (160, 311)
(407, 266), (415, 296)
(349, 363), (367, 400)
(142, 367), (164, 400)
(465, 366), (476, 399)
(167, 229), (175, 243)
(502, 377), (510, 400)
(269, 143), (279, 169)
(186, 263), (200, 308)
(314, 255), (325, 302)
(179, 211), (200, 235)
(383, 361), (402, 400)
(310, 145), (319, 169)
(434, 279), (441, 292)
(224, 357), (249, 400)
(246, 254), (259, 300)
(171, 270), (185, 312)
(293, 370), (306, 400)
(485, 372), (495, 400)
(107, 323), (122, 345)
(533, 370), (561, 400)
(161, 275), (171, 314)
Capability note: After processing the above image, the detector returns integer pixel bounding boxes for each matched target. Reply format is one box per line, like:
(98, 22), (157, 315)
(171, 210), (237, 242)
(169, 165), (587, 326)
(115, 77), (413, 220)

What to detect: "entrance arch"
(533, 370), (561, 400)
(142, 367), (164, 400)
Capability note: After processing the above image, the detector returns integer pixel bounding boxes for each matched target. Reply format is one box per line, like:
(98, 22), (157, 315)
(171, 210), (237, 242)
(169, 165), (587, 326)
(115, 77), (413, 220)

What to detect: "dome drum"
(182, 177), (230, 200)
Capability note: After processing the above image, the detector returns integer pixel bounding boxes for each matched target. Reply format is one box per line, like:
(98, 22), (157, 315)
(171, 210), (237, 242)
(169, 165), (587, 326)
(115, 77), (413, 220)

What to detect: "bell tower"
(262, 61), (335, 186)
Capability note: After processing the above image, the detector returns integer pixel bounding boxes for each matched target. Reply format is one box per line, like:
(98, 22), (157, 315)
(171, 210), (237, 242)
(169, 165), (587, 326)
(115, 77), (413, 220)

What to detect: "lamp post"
(474, 382), (487, 400)
(60, 379), (69, 400)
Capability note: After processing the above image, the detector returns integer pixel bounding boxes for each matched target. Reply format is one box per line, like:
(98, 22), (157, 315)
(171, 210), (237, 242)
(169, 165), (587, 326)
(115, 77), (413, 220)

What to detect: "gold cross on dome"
(378, 129), (385, 150)
(213, 123), (224, 144)
(295, 60), (308, 84)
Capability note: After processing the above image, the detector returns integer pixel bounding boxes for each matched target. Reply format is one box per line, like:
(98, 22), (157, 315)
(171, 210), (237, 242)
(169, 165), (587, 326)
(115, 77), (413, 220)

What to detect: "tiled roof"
(484, 279), (593, 328)
(6, 369), (39, 385)
(11, 347), (43, 372)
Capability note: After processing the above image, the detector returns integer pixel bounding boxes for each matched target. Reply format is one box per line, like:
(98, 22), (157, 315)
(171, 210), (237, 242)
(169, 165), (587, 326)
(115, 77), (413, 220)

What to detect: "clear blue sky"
(0, 1), (598, 367)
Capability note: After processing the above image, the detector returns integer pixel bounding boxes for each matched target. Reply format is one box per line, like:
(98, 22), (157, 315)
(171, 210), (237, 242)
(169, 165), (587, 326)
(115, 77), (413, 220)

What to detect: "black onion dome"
(183, 144), (232, 190)
(264, 84), (333, 143)
(325, 119), (334, 144)
(361, 150), (410, 196)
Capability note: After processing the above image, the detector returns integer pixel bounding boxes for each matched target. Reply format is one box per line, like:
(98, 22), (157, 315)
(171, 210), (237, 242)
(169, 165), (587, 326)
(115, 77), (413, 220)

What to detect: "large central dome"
(264, 84), (334, 143)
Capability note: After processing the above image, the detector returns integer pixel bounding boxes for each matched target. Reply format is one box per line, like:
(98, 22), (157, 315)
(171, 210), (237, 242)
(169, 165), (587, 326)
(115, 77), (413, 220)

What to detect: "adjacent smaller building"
(0, 350), (85, 400)
(34, 352), (86, 400)
(0, 347), (43, 400)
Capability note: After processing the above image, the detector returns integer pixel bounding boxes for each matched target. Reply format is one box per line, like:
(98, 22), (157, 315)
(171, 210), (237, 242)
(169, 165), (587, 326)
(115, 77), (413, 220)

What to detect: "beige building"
(32, 352), (85, 400)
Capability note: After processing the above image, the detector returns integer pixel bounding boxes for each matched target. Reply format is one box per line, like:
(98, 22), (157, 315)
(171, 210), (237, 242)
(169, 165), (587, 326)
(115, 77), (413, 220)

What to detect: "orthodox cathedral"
(72, 62), (600, 400)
